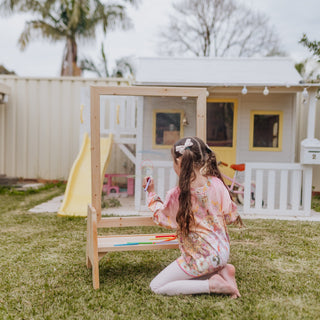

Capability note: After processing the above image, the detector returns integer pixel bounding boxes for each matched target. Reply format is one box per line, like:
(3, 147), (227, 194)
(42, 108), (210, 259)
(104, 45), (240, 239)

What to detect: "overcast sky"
(0, 0), (319, 77)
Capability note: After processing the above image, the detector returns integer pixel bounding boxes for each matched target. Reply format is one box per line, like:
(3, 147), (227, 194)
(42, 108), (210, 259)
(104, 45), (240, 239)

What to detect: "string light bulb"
(263, 87), (269, 95)
(302, 88), (309, 102)
(241, 86), (248, 95)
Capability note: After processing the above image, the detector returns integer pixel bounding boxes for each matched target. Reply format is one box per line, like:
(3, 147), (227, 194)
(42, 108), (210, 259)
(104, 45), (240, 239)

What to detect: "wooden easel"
(86, 86), (207, 289)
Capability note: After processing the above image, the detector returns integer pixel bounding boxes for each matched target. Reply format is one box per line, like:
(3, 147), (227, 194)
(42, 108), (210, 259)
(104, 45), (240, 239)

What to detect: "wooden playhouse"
(132, 57), (320, 216)
(86, 57), (320, 288)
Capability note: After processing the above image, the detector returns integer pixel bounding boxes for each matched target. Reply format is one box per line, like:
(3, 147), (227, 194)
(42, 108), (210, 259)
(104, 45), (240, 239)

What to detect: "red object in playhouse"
(103, 174), (135, 196)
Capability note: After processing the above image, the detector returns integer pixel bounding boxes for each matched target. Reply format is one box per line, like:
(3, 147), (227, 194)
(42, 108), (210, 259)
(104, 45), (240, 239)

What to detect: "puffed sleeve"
(147, 187), (179, 229)
(219, 182), (240, 225)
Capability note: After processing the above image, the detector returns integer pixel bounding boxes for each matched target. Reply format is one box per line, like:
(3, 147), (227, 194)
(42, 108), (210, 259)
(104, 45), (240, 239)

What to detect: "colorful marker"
(113, 240), (178, 247)
(155, 234), (176, 238)
(144, 177), (151, 192)
(150, 237), (176, 241)
(114, 242), (155, 247)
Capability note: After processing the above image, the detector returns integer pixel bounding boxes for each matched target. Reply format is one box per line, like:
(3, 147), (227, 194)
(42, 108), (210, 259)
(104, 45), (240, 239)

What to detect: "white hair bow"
(175, 138), (193, 154)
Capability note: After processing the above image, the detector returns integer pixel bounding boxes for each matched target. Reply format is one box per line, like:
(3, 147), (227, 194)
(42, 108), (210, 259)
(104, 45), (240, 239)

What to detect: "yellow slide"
(58, 133), (113, 217)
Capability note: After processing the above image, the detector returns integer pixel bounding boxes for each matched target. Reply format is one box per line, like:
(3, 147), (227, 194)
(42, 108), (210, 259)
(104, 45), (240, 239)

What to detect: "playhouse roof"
(134, 57), (304, 87)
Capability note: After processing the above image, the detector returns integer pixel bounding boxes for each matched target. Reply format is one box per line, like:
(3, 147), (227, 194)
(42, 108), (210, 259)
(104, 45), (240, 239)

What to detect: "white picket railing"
(140, 160), (177, 210)
(243, 163), (313, 216)
(137, 161), (314, 216)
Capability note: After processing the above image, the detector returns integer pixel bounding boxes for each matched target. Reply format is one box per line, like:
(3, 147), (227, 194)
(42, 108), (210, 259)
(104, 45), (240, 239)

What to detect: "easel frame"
(87, 86), (207, 289)
(90, 86), (207, 221)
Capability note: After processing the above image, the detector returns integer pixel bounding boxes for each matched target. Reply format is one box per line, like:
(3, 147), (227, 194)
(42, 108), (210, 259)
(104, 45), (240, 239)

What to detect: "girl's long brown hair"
(173, 137), (230, 237)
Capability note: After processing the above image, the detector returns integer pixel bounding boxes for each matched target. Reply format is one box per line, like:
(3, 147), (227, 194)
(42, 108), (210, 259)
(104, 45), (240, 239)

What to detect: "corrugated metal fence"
(0, 76), (129, 180)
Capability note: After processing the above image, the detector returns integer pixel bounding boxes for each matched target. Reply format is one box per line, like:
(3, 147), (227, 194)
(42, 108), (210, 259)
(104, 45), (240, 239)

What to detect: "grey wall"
(237, 93), (296, 163)
(142, 96), (197, 163)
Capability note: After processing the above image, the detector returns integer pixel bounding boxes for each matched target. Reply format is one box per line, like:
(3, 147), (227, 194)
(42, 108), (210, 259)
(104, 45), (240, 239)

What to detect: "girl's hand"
(143, 176), (155, 193)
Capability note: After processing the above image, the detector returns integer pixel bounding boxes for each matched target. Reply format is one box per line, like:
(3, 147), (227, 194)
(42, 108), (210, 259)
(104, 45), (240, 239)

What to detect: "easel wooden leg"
(92, 253), (100, 290)
(86, 218), (92, 268)
(86, 254), (92, 269)
(87, 205), (99, 289)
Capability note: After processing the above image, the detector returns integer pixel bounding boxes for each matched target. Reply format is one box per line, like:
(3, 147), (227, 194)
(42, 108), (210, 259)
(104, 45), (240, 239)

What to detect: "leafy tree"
(111, 57), (134, 77)
(296, 34), (320, 83)
(299, 34), (320, 62)
(158, 0), (284, 57)
(0, 64), (16, 75)
(295, 59), (319, 81)
(0, 0), (139, 76)
(80, 42), (134, 78)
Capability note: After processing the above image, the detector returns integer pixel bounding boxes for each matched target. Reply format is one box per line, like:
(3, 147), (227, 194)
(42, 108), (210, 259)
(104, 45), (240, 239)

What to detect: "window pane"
(155, 112), (181, 145)
(253, 114), (279, 148)
(207, 102), (234, 147)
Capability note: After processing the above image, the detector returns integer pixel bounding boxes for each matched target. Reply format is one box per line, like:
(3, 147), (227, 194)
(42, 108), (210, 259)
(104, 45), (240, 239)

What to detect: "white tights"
(150, 260), (212, 296)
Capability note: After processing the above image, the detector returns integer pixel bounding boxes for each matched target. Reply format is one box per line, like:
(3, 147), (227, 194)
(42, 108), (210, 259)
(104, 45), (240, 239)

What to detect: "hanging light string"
(238, 86), (317, 99)
(302, 87), (309, 100)
(240, 86), (269, 95)
(241, 86), (247, 95)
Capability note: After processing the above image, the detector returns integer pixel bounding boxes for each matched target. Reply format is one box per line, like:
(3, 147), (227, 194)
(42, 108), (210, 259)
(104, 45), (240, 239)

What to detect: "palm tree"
(80, 42), (135, 78)
(1, 0), (139, 76)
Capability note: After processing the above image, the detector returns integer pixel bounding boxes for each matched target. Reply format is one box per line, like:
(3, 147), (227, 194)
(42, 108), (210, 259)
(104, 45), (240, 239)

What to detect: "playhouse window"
(250, 111), (283, 151)
(153, 110), (183, 147)
(207, 101), (234, 147)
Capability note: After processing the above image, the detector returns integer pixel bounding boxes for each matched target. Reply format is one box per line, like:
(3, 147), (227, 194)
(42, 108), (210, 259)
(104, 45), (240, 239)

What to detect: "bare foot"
(218, 264), (241, 298)
(208, 274), (238, 296)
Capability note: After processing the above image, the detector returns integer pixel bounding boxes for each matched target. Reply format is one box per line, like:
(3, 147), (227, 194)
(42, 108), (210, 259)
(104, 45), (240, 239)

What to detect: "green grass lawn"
(1, 185), (320, 319)
(312, 193), (320, 212)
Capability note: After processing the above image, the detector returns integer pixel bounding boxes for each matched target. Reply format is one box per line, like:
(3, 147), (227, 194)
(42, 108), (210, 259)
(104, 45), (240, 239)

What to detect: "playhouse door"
(206, 99), (238, 178)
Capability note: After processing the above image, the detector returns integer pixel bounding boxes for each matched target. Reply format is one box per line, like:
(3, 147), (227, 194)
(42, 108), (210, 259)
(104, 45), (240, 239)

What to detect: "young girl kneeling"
(143, 137), (243, 298)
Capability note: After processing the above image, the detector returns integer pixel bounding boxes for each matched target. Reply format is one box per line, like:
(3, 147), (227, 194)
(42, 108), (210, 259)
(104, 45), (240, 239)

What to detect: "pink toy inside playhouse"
(103, 174), (135, 196)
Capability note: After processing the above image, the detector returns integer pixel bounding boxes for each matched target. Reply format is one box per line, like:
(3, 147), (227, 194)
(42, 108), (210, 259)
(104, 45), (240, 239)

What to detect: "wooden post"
(87, 205), (99, 289)
(307, 91), (317, 140)
(135, 97), (143, 211)
(196, 91), (207, 141)
(90, 87), (102, 221)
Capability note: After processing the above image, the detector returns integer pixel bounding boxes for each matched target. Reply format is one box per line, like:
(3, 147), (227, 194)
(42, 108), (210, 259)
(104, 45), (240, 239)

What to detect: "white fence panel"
(141, 160), (177, 210)
(267, 170), (276, 210)
(291, 170), (302, 211)
(279, 170), (288, 211)
(244, 163), (313, 216)
(255, 170), (263, 210)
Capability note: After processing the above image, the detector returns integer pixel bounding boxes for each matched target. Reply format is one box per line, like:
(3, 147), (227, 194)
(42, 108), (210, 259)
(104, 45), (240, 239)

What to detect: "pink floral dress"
(147, 176), (239, 277)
